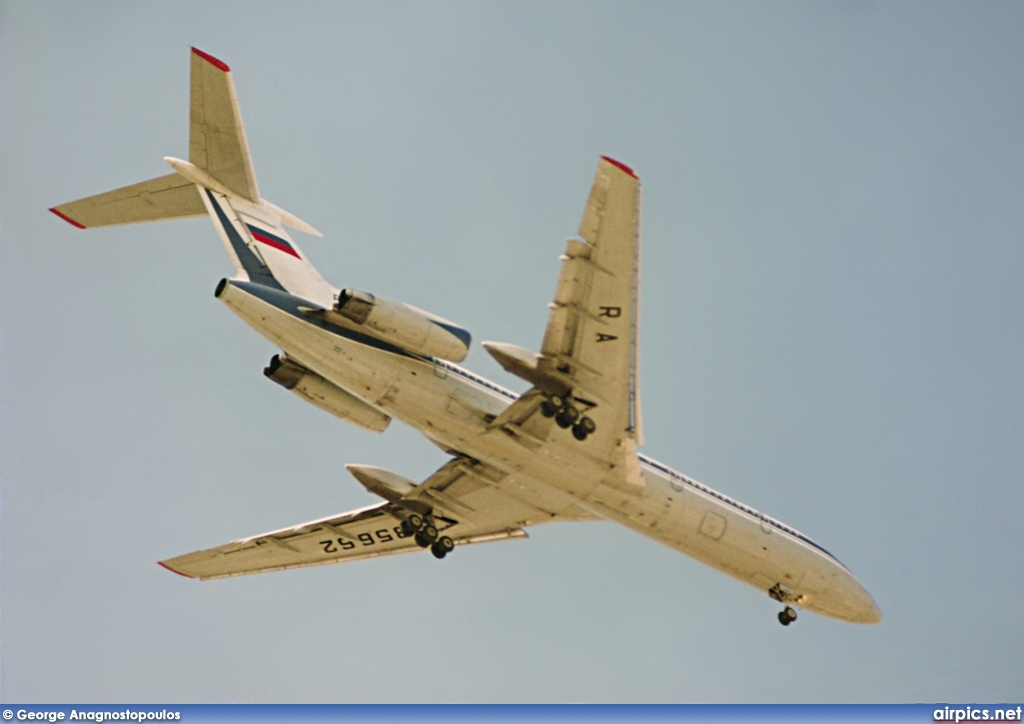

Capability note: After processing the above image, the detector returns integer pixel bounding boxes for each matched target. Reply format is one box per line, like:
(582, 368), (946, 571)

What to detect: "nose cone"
(802, 561), (882, 624)
(848, 585), (883, 624)
(823, 570), (883, 624)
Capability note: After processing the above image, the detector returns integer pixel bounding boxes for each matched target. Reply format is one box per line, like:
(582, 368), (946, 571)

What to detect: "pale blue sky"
(2, 0), (1023, 703)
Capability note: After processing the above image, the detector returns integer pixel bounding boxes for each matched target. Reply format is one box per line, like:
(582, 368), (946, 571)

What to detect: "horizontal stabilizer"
(189, 47), (259, 202)
(50, 173), (205, 229)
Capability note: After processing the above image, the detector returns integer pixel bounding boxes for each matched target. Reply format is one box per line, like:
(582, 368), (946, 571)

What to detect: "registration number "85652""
(319, 525), (411, 553)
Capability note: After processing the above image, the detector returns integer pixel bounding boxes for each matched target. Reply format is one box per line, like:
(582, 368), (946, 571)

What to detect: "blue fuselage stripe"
(206, 191), (284, 291)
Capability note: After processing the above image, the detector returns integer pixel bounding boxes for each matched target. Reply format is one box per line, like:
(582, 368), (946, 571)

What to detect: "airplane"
(51, 47), (881, 627)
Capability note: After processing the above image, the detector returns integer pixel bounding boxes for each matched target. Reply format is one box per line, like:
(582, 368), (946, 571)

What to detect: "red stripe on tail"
(251, 230), (301, 258)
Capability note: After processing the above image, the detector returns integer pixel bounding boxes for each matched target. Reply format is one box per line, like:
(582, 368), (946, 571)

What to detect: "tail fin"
(51, 48), (334, 306)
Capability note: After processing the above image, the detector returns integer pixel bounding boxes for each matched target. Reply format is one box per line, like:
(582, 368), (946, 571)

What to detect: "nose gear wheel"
(778, 606), (797, 626)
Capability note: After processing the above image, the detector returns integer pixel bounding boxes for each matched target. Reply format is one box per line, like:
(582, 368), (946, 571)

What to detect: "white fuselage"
(219, 280), (881, 625)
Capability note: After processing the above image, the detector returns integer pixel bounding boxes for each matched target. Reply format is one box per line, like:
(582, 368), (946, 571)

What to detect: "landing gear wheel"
(540, 398), (558, 418)
(421, 524), (439, 544)
(778, 606), (797, 626)
(430, 536), (455, 559)
(556, 405), (580, 429)
(401, 513), (424, 536)
(572, 416), (596, 440)
(414, 532), (432, 548)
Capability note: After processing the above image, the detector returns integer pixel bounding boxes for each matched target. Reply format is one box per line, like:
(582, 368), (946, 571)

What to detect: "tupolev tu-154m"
(51, 48), (881, 626)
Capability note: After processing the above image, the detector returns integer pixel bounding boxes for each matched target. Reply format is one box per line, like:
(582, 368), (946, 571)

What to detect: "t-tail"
(50, 47), (334, 307)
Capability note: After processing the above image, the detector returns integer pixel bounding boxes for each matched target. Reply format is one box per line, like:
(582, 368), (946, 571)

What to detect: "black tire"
(572, 423), (588, 441)
(778, 611), (791, 626)
(549, 394), (566, 412)
(556, 406), (579, 429)
(430, 543), (447, 560)
(580, 416), (596, 434)
(414, 532), (432, 548)
(407, 513), (424, 531)
(437, 536), (455, 553)
(540, 399), (557, 418)
(422, 524), (439, 544)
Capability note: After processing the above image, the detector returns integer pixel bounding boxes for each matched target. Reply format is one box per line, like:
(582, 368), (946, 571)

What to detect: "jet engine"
(264, 354), (391, 432)
(333, 288), (471, 362)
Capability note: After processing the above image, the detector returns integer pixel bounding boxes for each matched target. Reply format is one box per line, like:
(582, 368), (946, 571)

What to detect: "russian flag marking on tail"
(248, 225), (301, 258)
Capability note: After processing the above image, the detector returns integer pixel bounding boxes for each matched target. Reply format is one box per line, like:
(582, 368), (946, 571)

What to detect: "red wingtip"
(158, 561), (195, 579)
(191, 47), (230, 72)
(50, 208), (86, 229)
(600, 156), (638, 179)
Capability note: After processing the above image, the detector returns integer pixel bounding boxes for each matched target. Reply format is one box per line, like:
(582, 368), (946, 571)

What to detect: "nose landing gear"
(768, 583), (801, 626)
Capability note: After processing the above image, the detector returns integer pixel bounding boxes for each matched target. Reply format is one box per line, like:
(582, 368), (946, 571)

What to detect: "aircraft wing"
(159, 457), (593, 580)
(538, 156), (643, 447)
(189, 47), (260, 202)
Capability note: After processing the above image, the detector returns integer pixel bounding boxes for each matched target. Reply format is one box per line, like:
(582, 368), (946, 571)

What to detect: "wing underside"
(486, 157), (644, 481)
(161, 457), (595, 580)
(539, 156), (643, 446)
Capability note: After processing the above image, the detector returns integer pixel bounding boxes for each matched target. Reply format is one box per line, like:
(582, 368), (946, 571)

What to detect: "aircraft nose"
(852, 592), (883, 624)
(840, 573), (883, 624)
(804, 562), (882, 624)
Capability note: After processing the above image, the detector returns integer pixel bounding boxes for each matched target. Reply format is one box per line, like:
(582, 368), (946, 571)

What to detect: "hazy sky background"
(3, 0), (1023, 703)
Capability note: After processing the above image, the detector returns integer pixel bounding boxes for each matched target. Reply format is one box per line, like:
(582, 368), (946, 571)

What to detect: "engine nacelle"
(334, 288), (471, 362)
(264, 354), (391, 433)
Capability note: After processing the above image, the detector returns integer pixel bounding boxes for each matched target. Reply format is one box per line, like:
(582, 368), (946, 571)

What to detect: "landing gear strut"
(768, 583), (800, 626)
(778, 606), (797, 626)
(539, 393), (595, 442)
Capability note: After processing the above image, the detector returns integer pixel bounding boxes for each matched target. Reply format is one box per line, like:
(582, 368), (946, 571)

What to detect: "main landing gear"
(778, 606), (797, 626)
(401, 513), (455, 559)
(539, 394), (596, 442)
